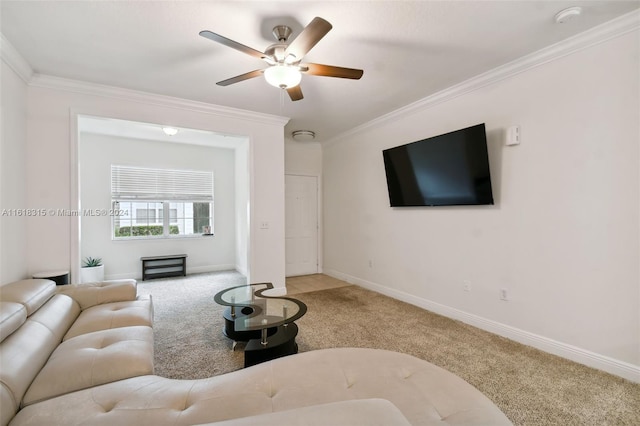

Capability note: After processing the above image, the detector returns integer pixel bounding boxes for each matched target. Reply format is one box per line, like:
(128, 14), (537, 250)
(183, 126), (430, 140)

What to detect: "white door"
(285, 175), (318, 277)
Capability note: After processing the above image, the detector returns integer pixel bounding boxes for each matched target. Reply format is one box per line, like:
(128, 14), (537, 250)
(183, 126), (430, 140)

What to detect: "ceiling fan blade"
(199, 30), (269, 61)
(287, 85), (304, 101)
(284, 17), (332, 62)
(301, 63), (364, 79)
(216, 69), (264, 86)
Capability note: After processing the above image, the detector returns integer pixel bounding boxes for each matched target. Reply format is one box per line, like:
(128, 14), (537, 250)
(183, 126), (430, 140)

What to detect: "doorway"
(73, 115), (250, 281)
(285, 174), (319, 276)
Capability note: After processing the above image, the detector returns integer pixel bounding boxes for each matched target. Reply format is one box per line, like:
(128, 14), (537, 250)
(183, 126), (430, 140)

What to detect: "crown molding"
(28, 73), (289, 127)
(1, 30), (288, 127)
(1, 28), (286, 127)
(326, 9), (640, 147)
(0, 34), (34, 83)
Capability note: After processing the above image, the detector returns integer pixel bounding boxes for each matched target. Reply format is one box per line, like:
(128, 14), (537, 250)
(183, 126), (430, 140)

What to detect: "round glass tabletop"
(214, 283), (307, 331)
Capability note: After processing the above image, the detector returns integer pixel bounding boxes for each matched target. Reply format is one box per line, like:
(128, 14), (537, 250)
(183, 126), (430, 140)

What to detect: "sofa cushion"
(0, 280), (56, 316)
(0, 321), (60, 426)
(56, 280), (137, 310)
(0, 293), (80, 426)
(27, 295), (81, 342)
(0, 302), (26, 342)
(22, 326), (154, 407)
(199, 398), (412, 426)
(266, 348), (510, 424)
(63, 297), (153, 341)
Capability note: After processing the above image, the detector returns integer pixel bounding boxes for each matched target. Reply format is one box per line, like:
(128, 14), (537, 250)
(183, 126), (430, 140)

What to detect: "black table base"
(244, 323), (298, 367)
(221, 307), (299, 367)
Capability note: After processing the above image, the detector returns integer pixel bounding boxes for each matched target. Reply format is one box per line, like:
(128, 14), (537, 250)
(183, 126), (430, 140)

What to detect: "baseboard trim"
(105, 264), (237, 281)
(189, 264), (237, 275)
(323, 269), (640, 383)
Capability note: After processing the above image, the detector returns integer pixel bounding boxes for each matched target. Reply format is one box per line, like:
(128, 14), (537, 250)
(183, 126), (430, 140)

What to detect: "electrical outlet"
(500, 288), (509, 301)
(463, 280), (471, 292)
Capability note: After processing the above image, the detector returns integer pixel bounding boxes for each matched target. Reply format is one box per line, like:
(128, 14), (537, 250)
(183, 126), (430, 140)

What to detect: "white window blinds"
(111, 165), (213, 201)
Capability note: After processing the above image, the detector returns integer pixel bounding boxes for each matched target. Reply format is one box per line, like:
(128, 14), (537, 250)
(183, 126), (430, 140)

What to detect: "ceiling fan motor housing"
(272, 25), (292, 42)
(264, 43), (289, 62)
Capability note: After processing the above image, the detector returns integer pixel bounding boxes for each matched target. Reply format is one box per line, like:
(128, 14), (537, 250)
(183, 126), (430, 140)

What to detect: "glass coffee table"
(214, 283), (307, 367)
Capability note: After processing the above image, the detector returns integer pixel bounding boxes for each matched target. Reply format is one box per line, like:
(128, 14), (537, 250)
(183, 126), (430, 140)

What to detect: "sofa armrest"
(57, 279), (137, 310)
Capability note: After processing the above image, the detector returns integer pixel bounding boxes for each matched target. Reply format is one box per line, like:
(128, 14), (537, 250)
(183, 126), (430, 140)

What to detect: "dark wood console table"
(140, 254), (187, 281)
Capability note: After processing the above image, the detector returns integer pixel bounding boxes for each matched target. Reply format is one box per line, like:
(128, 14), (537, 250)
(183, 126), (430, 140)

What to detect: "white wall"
(323, 30), (639, 377)
(0, 60), (28, 284)
(235, 139), (249, 276)
(285, 138), (322, 176)
(24, 78), (288, 287)
(80, 133), (236, 279)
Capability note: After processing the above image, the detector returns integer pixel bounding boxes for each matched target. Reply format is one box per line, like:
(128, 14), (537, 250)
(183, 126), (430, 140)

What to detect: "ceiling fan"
(199, 17), (363, 101)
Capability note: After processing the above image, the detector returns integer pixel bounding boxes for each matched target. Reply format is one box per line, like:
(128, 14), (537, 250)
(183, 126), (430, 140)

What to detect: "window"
(111, 165), (213, 239)
(135, 203), (159, 225)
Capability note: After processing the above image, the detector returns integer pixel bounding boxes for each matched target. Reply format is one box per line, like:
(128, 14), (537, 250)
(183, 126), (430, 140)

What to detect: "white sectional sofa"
(0, 278), (512, 425)
(0, 279), (154, 426)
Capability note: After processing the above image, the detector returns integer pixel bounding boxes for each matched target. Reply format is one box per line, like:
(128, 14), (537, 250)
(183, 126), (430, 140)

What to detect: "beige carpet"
(138, 272), (640, 426)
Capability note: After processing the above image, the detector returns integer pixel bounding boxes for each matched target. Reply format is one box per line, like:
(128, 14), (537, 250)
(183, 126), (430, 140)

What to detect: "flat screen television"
(382, 123), (494, 207)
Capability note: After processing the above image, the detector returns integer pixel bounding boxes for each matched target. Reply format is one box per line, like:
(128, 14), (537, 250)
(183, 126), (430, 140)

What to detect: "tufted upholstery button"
(100, 402), (116, 413)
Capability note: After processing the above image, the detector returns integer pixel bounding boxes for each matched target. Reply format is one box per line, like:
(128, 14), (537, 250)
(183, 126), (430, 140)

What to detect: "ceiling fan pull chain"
(280, 88), (285, 113)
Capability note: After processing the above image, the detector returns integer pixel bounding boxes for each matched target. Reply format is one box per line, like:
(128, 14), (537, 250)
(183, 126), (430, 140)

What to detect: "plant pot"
(80, 265), (104, 283)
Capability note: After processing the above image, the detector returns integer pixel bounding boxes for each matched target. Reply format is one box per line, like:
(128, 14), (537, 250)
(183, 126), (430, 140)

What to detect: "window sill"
(112, 234), (214, 242)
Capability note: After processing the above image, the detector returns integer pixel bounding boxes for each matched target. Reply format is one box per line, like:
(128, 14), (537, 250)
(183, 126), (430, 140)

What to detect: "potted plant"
(80, 257), (104, 283)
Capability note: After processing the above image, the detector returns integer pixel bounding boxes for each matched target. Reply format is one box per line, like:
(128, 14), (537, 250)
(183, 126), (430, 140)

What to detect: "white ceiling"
(77, 115), (247, 149)
(2, 1), (638, 142)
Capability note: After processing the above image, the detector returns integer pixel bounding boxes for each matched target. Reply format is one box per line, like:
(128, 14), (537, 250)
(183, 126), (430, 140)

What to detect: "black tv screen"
(382, 123), (494, 207)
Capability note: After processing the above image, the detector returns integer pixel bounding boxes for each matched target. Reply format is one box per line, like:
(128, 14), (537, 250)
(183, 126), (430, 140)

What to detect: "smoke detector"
(555, 6), (582, 24)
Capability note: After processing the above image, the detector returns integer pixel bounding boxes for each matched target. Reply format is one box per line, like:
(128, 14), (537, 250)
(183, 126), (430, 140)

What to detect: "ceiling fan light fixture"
(292, 130), (316, 142)
(264, 65), (302, 89)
